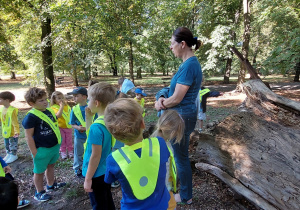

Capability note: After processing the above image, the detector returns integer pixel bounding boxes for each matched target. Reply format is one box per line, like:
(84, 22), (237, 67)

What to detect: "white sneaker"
(3, 154), (10, 162)
(6, 154), (18, 164)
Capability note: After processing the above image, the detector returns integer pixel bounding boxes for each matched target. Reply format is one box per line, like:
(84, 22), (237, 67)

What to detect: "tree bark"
(236, 0), (251, 91)
(294, 62), (300, 82)
(128, 40), (134, 84)
(136, 67), (142, 79)
(192, 79), (300, 209)
(10, 71), (16, 79)
(224, 57), (232, 84)
(41, 15), (55, 96)
(109, 53), (118, 76)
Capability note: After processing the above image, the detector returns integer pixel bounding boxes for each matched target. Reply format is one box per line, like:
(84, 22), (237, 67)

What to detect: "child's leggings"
(59, 128), (73, 153)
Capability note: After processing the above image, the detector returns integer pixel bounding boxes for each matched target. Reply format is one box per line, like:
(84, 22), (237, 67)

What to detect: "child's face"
(135, 93), (143, 100)
(32, 95), (48, 111)
(87, 97), (98, 114)
(0, 98), (10, 106)
(55, 94), (65, 104)
(73, 94), (87, 104)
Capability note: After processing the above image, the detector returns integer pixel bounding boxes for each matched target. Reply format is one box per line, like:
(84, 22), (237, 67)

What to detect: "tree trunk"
(73, 64), (78, 86)
(128, 40), (134, 84)
(294, 62), (300, 82)
(136, 67), (142, 79)
(41, 15), (55, 96)
(10, 71), (16, 79)
(236, 0), (251, 91)
(224, 57), (232, 84)
(109, 53), (118, 76)
(192, 79), (300, 210)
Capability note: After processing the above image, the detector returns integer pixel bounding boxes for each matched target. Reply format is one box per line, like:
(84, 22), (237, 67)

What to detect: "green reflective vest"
(199, 88), (210, 102)
(0, 163), (5, 177)
(28, 108), (61, 144)
(134, 98), (145, 117)
(167, 146), (177, 192)
(51, 104), (72, 128)
(72, 104), (86, 127)
(0, 106), (18, 138)
(112, 137), (160, 200)
(84, 116), (116, 151)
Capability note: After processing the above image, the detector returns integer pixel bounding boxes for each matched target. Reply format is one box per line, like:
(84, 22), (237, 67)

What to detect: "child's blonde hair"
(88, 82), (116, 107)
(50, 91), (64, 106)
(151, 110), (184, 144)
(104, 98), (143, 143)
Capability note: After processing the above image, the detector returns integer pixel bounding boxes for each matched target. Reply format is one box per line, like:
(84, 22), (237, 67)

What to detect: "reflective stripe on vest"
(112, 137), (160, 200)
(51, 104), (72, 128)
(84, 116), (116, 151)
(199, 88), (210, 102)
(72, 104), (86, 127)
(0, 164), (5, 177)
(28, 108), (62, 144)
(167, 146), (177, 192)
(0, 106), (18, 138)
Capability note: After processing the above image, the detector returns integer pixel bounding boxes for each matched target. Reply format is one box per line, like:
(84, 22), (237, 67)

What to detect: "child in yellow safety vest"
(151, 109), (185, 210)
(104, 98), (171, 210)
(50, 91), (73, 159)
(134, 87), (147, 117)
(0, 91), (20, 164)
(83, 82), (116, 210)
(68, 87), (89, 178)
(22, 87), (66, 202)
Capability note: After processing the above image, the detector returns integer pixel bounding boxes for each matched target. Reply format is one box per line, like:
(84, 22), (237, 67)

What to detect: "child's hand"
(85, 107), (93, 119)
(79, 126), (86, 132)
(84, 179), (93, 192)
(4, 166), (11, 174)
(13, 134), (19, 138)
(59, 101), (65, 107)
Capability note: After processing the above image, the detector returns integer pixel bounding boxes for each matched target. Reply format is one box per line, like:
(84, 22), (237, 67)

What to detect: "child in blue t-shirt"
(83, 82), (116, 210)
(22, 87), (65, 202)
(68, 87), (89, 178)
(104, 98), (170, 210)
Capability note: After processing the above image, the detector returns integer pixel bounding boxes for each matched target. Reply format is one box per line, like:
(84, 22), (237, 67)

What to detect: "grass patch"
(64, 188), (80, 200)
(55, 159), (73, 170)
(144, 109), (158, 124)
(23, 167), (34, 175)
(0, 82), (29, 90)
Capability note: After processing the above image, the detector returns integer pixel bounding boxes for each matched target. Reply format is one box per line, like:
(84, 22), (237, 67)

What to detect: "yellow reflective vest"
(51, 104), (72, 128)
(199, 88), (210, 102)
(112, 137), (161, 200)
(0, 106), (18, 138)
(0, 163), (5, 177)
(28, 108), (61, 144)
(84, 116), (116, 151)
(72, 104), (86, 127)
(134, 98), (146, 117)
(167, 146), (177, 192)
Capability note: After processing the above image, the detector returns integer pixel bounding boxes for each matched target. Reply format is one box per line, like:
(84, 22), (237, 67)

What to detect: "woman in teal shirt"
(155, 27), (202, 205)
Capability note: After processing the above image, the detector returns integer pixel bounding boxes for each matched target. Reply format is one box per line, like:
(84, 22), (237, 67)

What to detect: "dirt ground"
(0, 77), (299, 210)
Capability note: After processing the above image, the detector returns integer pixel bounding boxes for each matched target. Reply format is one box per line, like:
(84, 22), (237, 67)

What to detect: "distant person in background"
(196, 87), (223, 132)
(134, 87), (147, 117)
(155, 27), (203, 205)
(0, 91), (20, 164)
(88, 80), (98, 88)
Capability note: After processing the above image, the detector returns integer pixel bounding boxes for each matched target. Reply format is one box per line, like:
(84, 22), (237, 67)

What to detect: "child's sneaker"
(46, 182), (66, 192)
(68, 152), (74, 158)
(3, 154), (10, 162)
(75, 169), (84, 179)
(111, 181), (120, 188)
(17, 199), (30, 209)
(61, 152), (67, 160)
(6, 154), (18, 163)
(34, 190), (51, 202)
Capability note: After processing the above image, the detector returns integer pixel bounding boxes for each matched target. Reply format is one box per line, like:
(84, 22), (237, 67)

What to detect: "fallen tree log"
(193, 80), (300, 210)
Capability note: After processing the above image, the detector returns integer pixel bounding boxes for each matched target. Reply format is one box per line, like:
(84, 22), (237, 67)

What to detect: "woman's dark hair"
(173, 27), (203, 51)
(0, 177), (19, 209)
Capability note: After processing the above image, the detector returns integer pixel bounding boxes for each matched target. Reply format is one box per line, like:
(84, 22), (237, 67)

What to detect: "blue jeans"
(73, 137), (86, 170)
(171, 112), (196, 202)
(4, 137), (18, 155)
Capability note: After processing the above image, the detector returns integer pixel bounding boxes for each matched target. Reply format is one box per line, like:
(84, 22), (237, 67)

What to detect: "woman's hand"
(84, 179), (93, 192)
(155, 97), (166, 111)
(4, 166), (11, 174)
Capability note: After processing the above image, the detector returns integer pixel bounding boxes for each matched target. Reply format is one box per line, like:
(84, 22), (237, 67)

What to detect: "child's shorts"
(33, 144), (60, 174)
(197, 111), (206, 121)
